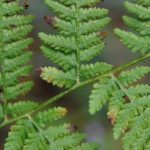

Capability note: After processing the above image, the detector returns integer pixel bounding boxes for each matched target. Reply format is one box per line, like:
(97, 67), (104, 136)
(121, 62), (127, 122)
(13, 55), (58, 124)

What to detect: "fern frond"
(4, 119), (35, 150)
(7, 101), (39, 117)
(5, 107), (100, 150)
(39, 0), (112, 88)
(125, 1), (150, 19)
(88, 64), (150, 149)
(138, 0), (150, 6)
(113, 95), (150, 139)
(115, 1), (150, 55)
(79, 8), (109, 21)
(80, 63), (113, 80)
(123, 108), (150, 150)
(3, 51), (32, 72)
(114, 29), (150, 54)
(3, 15), (34, 29)
(41, 45), (76, 70)
(128, 84), (150, 98)
(118, 66), (150, 86)
(58, 0), (101, 7)
(35, 107), (67, 128)
(108, 0), (150, 149)
(39, 33), (76, 54)
(80, 43), (104, 62)
(2, 2), (23, 15)
(5, 81), (33, 100)
(23, 132), (48, 150)
(89, 79), (116, 114)
(107, 91), (125, 125)
(123, 16), (150, 35)
(3, 25), (33, 42)
(0, 0), (34, 122)
(40, 67), (76, 88)
(4, 38), (33, 58)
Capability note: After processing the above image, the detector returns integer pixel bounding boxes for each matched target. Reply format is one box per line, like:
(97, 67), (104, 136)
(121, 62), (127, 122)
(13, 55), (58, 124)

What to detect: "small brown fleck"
(100, 31), (109, 38)
(43, 16), (55, 26)
(23, 0), (29, 9)
(68, 125), (78, 133)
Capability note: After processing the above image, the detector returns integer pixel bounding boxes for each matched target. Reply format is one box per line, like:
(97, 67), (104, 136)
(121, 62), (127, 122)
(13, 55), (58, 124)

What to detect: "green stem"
(75, 1), (80, 84)
(27, 115), (51, 144)
(111, 74), (135, 102)
(0, 1), (7, 121)
(0, 53), (150, 128)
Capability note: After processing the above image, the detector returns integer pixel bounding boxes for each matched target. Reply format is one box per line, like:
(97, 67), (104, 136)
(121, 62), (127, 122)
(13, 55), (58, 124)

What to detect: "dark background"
(0, 0), (150, 150)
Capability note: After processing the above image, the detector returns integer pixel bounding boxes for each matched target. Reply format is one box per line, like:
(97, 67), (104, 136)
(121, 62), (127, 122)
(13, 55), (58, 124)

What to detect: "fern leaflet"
(39, 0), (112, 88)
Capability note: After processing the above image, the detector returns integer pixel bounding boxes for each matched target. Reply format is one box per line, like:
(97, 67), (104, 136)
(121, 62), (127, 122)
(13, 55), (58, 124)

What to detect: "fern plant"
(1, 0), (150, 150)
(0, 1), (102, 149)
(88, 0), (150, 149)
(39, 0), (150, 149)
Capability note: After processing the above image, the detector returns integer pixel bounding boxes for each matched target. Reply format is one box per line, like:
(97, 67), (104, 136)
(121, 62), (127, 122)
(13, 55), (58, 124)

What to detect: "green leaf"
(79, 8), (109, 21)
(39, 33), (76, 54)
(123, 108), (150, 150)
(125, 1), (150, 19)
(7, 101), (39, 117)
(80, 62), (113, 80)
(114, 28), (150, 54)
(41, 45), (76, 70)
(80, 43), (105, 62)
(23, 132), (47, 150)
(41, 67), (76, 88)
(123, 15), (150, 35)
(3, 51), (32, 72)
(4, 38), (33, 58)
(49, 133), (86, 149)
(118, 66), (150, 86)
(138, 0), (150, 6)
(113, 96), (150, 139)
(4, 119), (35, 150)
(40, 0), (110, 88)
(2, 2), (23, 16)
(5, 81), (33, 100)
(0, 65), (32, 86)
(35, 107), (68, 128)
(89, 79), (115, 114)
(3, 25), (33, 43)
(2, 15), (34, 29)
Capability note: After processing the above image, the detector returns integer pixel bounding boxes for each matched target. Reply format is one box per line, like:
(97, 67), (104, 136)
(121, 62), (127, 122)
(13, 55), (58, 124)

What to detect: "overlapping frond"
(39, 0), (112, 88)
(0, 0), (34, 122)
(89, 65), (150, 149)
(114, 0), (150, 55)
(4, 107), (100, 150)
(100, 1), (150, 148)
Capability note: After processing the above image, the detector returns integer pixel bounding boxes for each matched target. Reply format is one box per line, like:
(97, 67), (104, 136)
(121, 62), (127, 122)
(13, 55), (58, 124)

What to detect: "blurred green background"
(0, 0), (150, 150)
